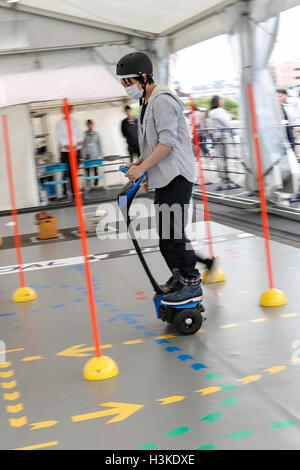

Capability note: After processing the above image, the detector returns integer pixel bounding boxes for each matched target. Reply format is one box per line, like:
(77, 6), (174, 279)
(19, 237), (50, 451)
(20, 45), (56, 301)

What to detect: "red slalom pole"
(189, 97), (214, 259)
(2, 115), (26, 288)
(247, 84), (274, 290)
(63, 99), (102, 358)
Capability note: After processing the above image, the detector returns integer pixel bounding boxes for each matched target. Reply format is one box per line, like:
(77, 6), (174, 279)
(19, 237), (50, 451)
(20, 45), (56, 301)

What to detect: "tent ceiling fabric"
(9, 0), (233, 36)
(1, 0), (299, 54)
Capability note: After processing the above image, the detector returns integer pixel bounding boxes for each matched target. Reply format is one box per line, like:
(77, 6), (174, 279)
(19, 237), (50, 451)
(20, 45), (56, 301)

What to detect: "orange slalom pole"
(188, 97), (214, 260)
(247, 84), (274, 290)
(2, 115), (26, 288)
(63, 99), (102, 358)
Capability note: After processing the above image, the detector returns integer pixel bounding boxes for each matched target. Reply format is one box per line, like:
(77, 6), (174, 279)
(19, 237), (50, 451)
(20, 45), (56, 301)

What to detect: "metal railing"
(194, 124), (300, 198)
(194, 126), (245, 192)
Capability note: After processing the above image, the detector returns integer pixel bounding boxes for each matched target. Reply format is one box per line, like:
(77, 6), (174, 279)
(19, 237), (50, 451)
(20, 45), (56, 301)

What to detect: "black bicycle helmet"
(116, 51), (153, 78)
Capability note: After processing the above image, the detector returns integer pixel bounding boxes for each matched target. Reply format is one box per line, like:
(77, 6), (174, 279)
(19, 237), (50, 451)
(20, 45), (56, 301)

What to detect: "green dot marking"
(205, 373), (223, 381)
(164, 426), (189, 438)
(220, 383), (238, 392)
(197, 445), (216, 450)
(200, 413), (222, 423)
(137, 443), (158, 450)
(221, 397), (238, 407)
(226, 430), (253, 441)
(270, 421), (298, 429)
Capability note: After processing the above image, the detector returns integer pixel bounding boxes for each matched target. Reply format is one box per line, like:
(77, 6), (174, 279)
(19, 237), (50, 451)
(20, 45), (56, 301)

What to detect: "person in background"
(55, 105), (83, 197)
(121, 105), (140, 163)
(208, 95), (234, 184)
(81, 119), (103, 188)
(277, 88), (300, 158)
(190, 106), (210, 157)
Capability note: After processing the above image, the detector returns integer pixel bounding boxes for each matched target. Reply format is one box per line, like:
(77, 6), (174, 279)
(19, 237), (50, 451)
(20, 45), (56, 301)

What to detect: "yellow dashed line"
(6, 403), (24, 413)
(21, 356), (43, 362)
(122, 340), (144, 345)
(155, 334), (176, 340)
(251, 318), (270, 323)
(238, 375), (262, 385)
(1, 380), (17, 389)
(264, 366), (287, 374)
(0, 370), (14, 378)
(194, 386), (221, 396)
(219, 324), (239, 329)
(0, 362), (11, 368)
(9, 416), (28, 428)
(3, 391), (20, 401)
(0, 360), (27, 430)
(3, 349), (24, 354)
(13, 441), (58, 450)
(29, 420), (58, 430)
(281, 313), (300, 318)
(156, 396), (186, 405)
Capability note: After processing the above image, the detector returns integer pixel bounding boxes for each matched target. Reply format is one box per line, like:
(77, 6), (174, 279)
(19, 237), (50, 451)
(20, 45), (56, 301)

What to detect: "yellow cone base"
(203, 267), (226, 284)
(83, 356), (119, 381)
(13, 287), (37, 303)
(260, 288), (287, 307)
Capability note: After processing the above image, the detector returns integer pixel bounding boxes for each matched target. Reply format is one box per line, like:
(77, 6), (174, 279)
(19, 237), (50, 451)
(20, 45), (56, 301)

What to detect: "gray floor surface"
(0, 199), (300, 450)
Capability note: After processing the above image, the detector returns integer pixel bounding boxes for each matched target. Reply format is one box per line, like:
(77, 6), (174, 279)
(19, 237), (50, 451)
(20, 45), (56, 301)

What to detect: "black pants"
(286, 126), (295, 151)
(61, 150), (81, 195)
(85, 167), (99, 187)
(128, 144), (140, 163)
(154, 175), (199, 280)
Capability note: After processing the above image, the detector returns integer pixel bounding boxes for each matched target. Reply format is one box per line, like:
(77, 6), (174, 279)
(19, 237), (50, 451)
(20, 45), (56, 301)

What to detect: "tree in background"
(186, 96), (238, 119)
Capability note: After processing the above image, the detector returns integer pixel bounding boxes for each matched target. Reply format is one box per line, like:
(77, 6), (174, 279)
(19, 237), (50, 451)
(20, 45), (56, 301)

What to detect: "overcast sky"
(174, 5), (300, 91)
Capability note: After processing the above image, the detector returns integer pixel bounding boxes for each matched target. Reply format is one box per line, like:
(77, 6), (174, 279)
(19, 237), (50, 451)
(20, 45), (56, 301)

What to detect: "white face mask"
(125, 83), (144, 100)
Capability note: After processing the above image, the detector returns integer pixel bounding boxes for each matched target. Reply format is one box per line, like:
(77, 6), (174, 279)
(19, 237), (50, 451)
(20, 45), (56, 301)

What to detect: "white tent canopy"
(0, 64), (127, 107)
(1, 0), (300, 55)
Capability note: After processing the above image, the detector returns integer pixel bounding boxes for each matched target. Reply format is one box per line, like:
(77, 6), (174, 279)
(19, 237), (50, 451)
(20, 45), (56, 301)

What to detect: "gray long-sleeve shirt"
(138, 85), (195, 189)
(81, 130), (102, 158)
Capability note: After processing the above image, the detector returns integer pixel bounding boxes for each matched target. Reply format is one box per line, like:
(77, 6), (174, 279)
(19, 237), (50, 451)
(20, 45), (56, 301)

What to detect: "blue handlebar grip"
(120, 165), (128, 173)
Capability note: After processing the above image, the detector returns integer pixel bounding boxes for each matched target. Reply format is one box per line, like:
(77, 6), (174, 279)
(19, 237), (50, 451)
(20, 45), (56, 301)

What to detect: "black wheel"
(173, 308), (203, 336)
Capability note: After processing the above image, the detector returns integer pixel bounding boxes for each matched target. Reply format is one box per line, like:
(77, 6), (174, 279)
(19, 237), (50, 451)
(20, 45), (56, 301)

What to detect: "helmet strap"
(138, 73), (146, 106)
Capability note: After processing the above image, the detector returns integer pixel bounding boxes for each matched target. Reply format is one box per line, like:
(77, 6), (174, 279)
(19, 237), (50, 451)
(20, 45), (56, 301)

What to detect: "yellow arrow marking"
(13, 441), (58, 451)
(1, 380), (17, 389)
(9, 416), (27, 427)
(30, 420), (58, 430)
(0, 361), (11, 368)
(264, 366), (287, 375)
(219, 324), (239, 329)
(238, 375), (262, 385)
(56, 344), (112, 357)
(3, 391), (20, 401)
(156, 396), (186, 405)
(122, 340), (144, 345)
(21, 356), (43, 362)
(71, 402), (144, 424)
(0, 370), (14, 378)
(6, 403), (24, 413)
(251, 318), (270, 323)
(155, 334), (176, 340)
(194, 387), (221, 396)
(281, 313), (300, 318)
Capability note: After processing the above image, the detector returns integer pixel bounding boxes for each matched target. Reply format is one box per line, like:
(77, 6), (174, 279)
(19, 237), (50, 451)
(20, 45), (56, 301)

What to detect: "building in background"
(270, 60), (300, 90)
